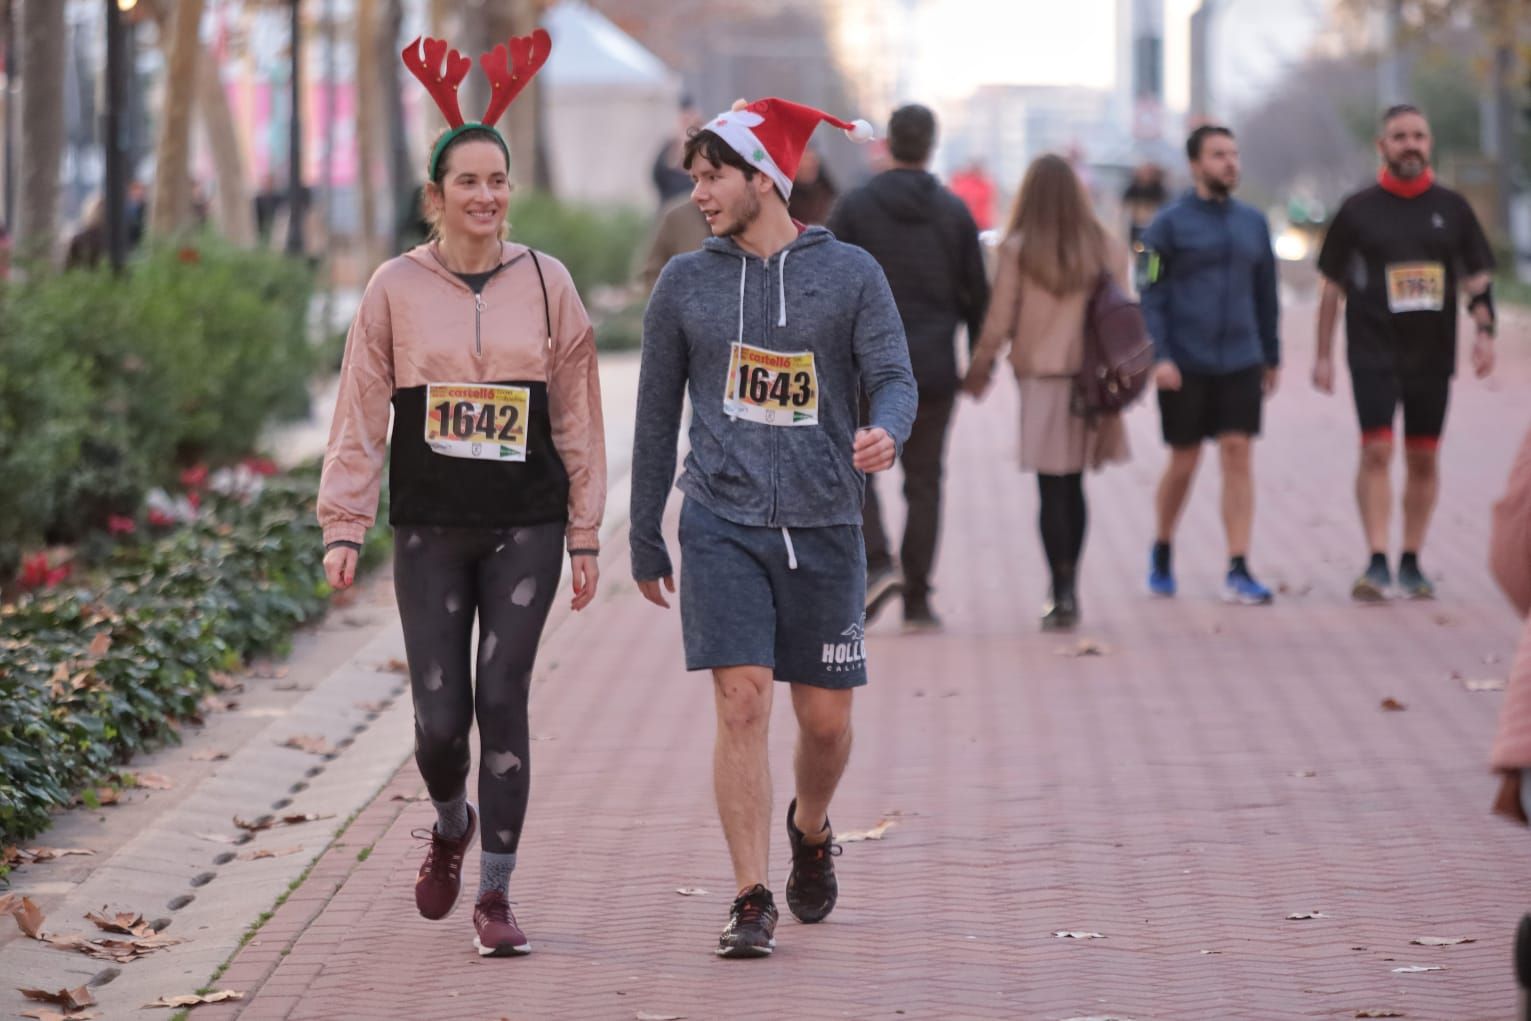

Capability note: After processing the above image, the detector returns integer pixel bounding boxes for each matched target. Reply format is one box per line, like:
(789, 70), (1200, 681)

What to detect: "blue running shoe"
(1148, 549), (1176, 598)
(1223, 567), (1274, 605)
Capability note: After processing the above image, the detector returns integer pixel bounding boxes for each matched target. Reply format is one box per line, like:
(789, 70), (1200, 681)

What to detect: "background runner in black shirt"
(1313, 104), (1497, 602)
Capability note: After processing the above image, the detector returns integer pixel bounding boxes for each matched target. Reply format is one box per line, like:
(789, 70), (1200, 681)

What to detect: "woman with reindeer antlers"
(317, 29), (606, 958)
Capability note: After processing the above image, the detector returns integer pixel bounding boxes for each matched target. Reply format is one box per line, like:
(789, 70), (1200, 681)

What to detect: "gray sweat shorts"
(678, 498), (869, 689)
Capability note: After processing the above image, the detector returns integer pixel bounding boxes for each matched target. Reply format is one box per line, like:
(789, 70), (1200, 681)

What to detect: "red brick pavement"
(205, 302), (1531, 1020)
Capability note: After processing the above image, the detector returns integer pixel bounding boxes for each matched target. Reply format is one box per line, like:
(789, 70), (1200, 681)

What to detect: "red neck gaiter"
(1378, 167), (1434, 198)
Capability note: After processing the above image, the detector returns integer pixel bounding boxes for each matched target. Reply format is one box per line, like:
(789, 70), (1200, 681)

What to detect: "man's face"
(690, 157), (763, 238)
(1192, 133), (1240, 197)
(1379, 112), (1432, 179)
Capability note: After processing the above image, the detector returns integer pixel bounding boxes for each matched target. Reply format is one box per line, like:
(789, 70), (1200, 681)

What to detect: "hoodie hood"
(865, 169), (941, 224)
(403, 240), (531, 289)
(701, 225), (837, 331)
(700, 224), (835, 259)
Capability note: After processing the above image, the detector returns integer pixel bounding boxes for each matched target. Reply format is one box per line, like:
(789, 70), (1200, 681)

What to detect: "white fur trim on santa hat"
(707, 111), (795, 201)
(847, 119), (874, 142)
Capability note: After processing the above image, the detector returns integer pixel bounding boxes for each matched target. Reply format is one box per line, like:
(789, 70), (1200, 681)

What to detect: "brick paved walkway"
(204, 301), (1531, 1020)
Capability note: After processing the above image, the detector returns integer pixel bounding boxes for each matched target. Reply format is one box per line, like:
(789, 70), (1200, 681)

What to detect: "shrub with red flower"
(241, 456), (279, 477)
(107, 514), (137, 535)
(179, 464), (209, 490)
(17, 552), (71, 591)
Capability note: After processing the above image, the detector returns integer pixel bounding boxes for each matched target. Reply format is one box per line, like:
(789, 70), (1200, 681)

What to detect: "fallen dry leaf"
(376, 657), (409, 674)
(1379, 698), (1407, 712)
(20, 1011), (100, 1021)
(279, 735), (335, 756)
(389, 794), (428, 802)
(272, 682), (312, 692)
(238, 846), (303, 861)
(86, 633), (112, 659)
(128, 772), (174, 790)
(354, 700), (389, 713)
(233, 816), (274, 832)
(838, 819), (896, 842)
(189, 750), (229, 762)
(85, 910), (155, 937)
(143, 990), (244, 1008)
(18, 986), (96, 1011)
(0, 894), (47, 937)
(1461, 678), (1505, 692)
(634, 1013), (686, 1021)
(674, 887), (708, 897)
(1053, 931), (1106, 939)
(1287, 911), (1327, 920)
(209, 671), (241, 691)
(281, 813), (336, 827)
(1355, 1012), (1406, 1019)
(1410, 936), (1474, 946)
(1290, 770), (1318, 778)
(1056, 639), (1109, 657)
(17, 847), (95, 864)
(1391, 965), (1444, 974)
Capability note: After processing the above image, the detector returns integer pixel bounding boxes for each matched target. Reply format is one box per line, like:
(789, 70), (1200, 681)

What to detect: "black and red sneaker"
(412, 803), (477, 920)
(785, 798), (841, 923)
(473, 891), (531, 957)
(716, 884), (778, 958)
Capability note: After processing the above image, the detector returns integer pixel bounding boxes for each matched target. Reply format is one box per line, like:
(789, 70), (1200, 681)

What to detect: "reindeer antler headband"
(402, 29), (552, 181)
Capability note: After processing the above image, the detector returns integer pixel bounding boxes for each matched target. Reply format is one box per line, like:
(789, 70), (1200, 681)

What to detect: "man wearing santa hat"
(630, 98), (918, 958)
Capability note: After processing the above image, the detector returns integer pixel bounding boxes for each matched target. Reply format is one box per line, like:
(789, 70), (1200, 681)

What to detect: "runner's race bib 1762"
(723, 342), (819, 427)
(424, 383), (529, 461)
(1385, 262), (1446, 313)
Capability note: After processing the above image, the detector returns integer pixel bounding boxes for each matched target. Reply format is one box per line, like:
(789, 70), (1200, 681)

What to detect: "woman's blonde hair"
(1003, 154), (1108, 295)
(423, 128), (512, 242)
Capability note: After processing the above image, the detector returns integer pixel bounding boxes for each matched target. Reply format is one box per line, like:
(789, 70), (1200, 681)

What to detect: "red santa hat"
(705, 97), (874, 200)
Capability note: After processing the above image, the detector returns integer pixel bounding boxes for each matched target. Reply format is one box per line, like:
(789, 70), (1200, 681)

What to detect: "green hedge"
(507, 194), (648, 296)
(0, 240), (316, 575)
(0, 469), (390, 846)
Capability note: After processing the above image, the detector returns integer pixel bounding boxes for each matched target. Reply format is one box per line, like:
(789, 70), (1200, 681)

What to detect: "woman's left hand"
(570, 554), (599, 611)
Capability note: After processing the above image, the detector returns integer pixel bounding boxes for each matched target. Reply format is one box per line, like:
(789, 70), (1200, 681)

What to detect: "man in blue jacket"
(630, 98), (917, 959)
(1141, 124), (1281, 604)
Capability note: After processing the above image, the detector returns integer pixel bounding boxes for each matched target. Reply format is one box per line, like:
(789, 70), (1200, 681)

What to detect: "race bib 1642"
(424, 383), (530, 461)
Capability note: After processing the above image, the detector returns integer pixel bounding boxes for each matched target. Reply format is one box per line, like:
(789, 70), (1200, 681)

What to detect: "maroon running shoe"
(413, 802), (477, 920)
(474, 891), (531, 957)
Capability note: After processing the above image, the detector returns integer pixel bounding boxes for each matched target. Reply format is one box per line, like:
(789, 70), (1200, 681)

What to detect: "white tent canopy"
(541, 2), (681, 208)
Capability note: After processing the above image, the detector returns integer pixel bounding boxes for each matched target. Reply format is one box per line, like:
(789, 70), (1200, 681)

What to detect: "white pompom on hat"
(704, 97), (875, 200)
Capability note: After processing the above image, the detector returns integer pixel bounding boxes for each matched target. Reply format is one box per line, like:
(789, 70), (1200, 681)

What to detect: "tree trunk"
(380, 0), (412, 245)
(143, 0), (253, 246)
(354, 0), (379, 270)
(149, 0), (204, 238)
(15, 0), (65, 262)
(484, 0), (549, 194)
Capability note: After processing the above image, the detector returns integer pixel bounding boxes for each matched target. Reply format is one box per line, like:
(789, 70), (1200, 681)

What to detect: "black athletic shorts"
(1351, 371), (1450, 447)
(1157, 364), (1265, 448)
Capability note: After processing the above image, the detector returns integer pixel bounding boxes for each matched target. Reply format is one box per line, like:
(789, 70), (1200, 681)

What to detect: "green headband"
(429, 123), (511, 182)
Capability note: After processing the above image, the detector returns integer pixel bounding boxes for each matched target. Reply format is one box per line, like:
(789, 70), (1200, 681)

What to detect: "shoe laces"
(730, 889), (771, 927)
(411, 825), (462, 880)
(477, 892), (512, 925)
(796, 836), (843, 864)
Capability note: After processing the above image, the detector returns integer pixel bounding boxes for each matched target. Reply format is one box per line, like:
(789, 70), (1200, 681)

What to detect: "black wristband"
(325, 540), (363, 554)
(1468, 285), (1495, 330)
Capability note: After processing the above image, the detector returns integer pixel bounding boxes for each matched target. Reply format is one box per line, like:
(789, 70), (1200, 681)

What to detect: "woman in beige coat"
(963, 154), (1129, 630)
(1490, 424), (1531, 826)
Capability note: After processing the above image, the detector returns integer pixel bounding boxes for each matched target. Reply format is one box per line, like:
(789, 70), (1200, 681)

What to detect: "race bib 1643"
(723, 343), (819, 427)
(424, 383), (529, 461)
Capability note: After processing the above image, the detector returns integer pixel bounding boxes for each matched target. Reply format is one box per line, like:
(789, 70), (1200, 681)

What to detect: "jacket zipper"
(764, 255), (779, 527)
(474, 293), (484, 357)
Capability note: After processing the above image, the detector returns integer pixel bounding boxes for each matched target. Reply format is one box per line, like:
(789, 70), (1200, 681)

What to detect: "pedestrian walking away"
(964, 153), (1131, 632)
(826, 103), (990, 631)
(1312, 104), (1497, 602)
(629, 97), (917, 958)
(318, 28), (606, 959)
(1140, 124), (1281, 604)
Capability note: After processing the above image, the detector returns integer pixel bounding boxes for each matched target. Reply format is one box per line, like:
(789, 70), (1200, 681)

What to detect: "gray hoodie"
(630, 226), (918, 582)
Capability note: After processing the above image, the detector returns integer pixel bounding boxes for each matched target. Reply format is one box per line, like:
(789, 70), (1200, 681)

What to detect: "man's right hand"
(1154, 361), (1182, 392)
(1311, 355), (1335, 395)
(638, 575), (676, 609)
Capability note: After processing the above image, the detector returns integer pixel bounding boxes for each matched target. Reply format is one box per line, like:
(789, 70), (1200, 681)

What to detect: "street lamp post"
(104, 0), (131, 272)
(286, 0), (303, 256)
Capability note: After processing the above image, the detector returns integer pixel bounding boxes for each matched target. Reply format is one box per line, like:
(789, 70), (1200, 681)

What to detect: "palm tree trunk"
(15, 0), (65, 262)
(149, 0), (205, 238)
(354, 0), (379, 270)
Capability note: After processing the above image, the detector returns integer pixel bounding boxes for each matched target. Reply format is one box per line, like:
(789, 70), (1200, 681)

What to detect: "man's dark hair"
(1380, 103), (1426, 130)
(1186, 124), (1235, 161)
(682, 129), (759, 180)
(887, 104), (937, 165)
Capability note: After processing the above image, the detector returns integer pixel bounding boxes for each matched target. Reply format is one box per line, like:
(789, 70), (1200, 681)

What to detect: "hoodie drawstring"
(781, 527), (798, 570)
(727, 259), (747, 421)
(777, 249), (789, 327)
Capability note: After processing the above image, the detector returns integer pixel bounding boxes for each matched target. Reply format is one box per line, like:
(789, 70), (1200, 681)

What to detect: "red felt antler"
(402, 36), (472, 128)
(479, 28), (552, 129)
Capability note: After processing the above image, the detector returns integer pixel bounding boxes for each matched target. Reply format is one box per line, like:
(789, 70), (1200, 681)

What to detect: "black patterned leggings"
(393, 522), (564, 855)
